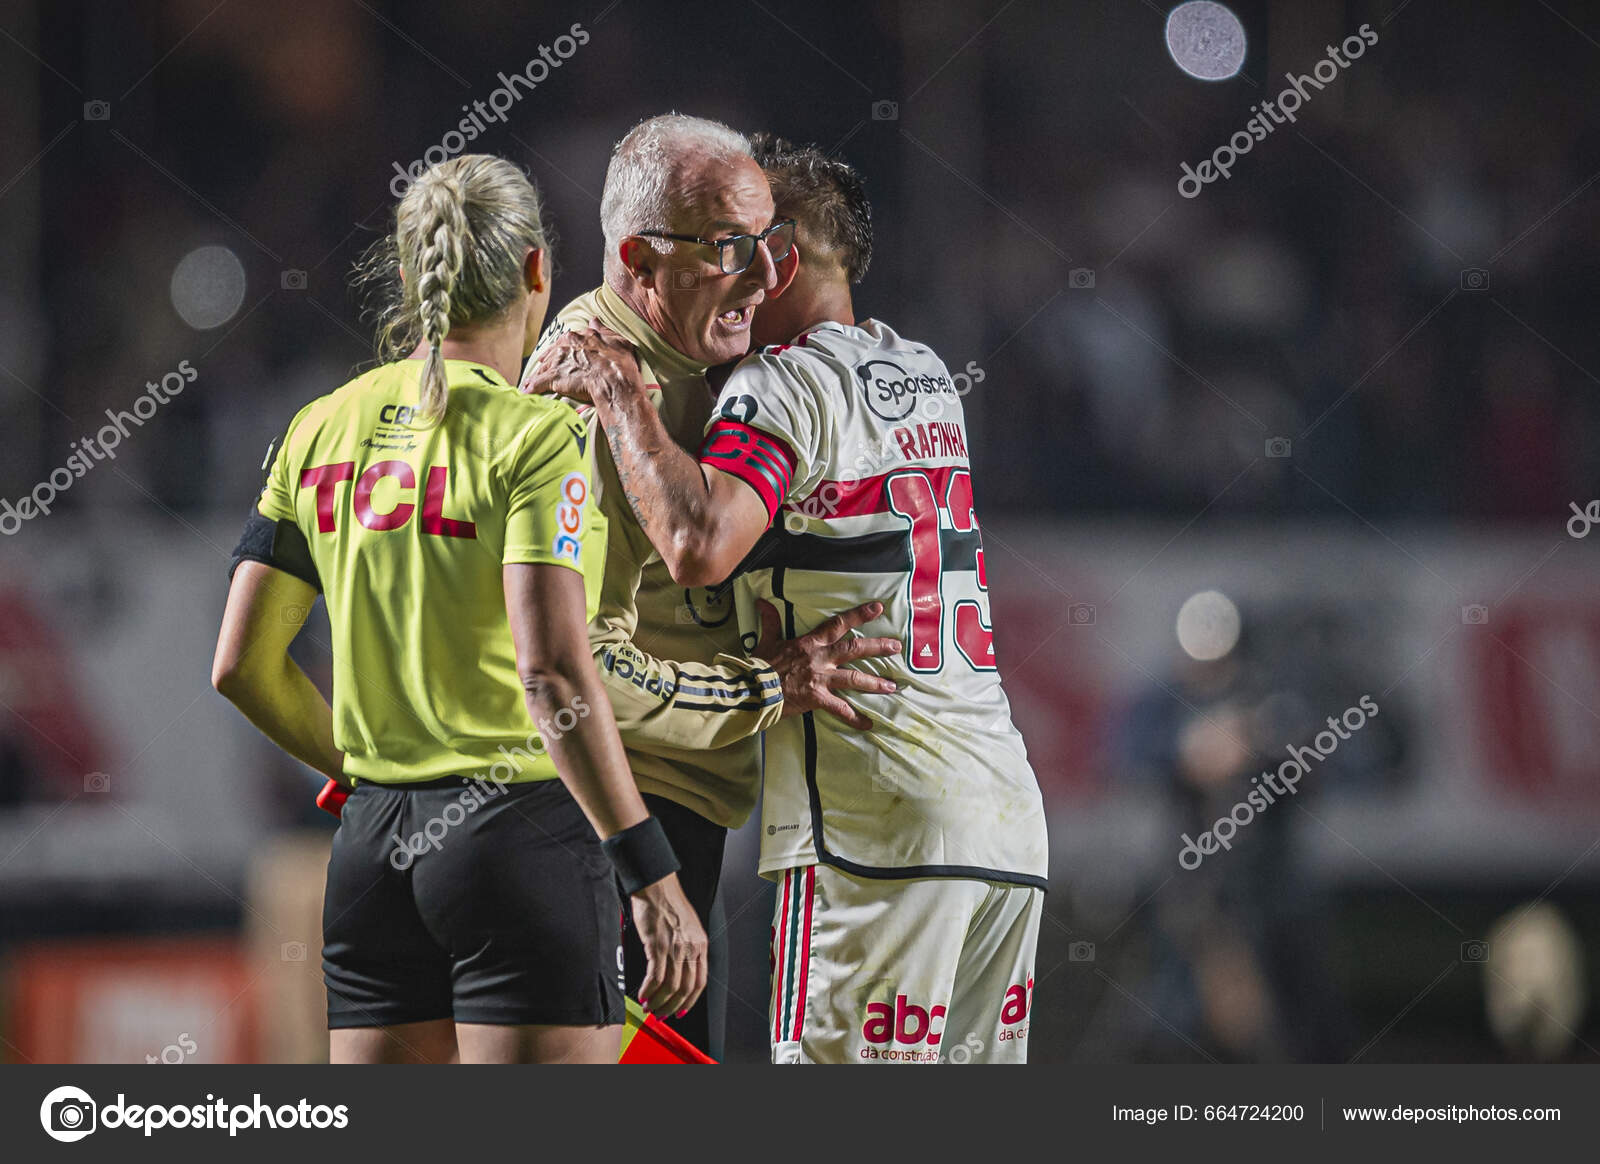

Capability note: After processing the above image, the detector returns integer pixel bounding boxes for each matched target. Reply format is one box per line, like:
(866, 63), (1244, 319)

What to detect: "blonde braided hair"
(358, 154), (552, 424)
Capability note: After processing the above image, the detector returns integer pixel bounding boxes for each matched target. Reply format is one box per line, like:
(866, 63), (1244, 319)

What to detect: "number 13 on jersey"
(885, 467), (996, 673)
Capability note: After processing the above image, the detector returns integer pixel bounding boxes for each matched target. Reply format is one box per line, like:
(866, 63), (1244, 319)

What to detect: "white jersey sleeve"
(700, 346), (836, 522)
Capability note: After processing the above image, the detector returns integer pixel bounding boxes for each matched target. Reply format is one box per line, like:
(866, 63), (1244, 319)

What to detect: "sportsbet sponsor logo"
(552, 470), (587, 564)
(854, 358), (960, 423)
(40, 1085), (348, 1139)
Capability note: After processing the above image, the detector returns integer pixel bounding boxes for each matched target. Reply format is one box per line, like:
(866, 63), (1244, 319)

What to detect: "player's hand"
(630, 872), (708, 1020)
(523, 318), (644, 406)
(755, 600), (901, 730)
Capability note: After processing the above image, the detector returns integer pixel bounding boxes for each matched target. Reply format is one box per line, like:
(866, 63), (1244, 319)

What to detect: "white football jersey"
(701, 320), (1048, 886)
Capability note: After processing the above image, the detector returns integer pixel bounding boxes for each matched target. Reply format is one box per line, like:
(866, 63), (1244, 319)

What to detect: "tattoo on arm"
(598, 392), (713, 543)
(603, 421), (651, 533)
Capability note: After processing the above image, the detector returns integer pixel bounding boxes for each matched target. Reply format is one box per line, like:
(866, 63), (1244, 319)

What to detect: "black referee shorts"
(323, 776), (624, 1029)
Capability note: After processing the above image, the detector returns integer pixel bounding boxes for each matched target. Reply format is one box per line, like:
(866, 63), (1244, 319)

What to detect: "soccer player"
(529, 139), (1049, 1064)
(522, 115), (899, 1057)
(211, 155), (706, 1065)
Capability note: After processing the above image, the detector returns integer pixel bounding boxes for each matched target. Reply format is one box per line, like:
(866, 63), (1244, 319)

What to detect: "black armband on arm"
(229, 513), (321, 591)
(602, 816), (681, 895)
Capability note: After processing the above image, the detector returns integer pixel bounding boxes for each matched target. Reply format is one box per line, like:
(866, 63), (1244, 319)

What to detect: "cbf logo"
(40, 1085), (96, 1142)
(855, 359), (956, 422)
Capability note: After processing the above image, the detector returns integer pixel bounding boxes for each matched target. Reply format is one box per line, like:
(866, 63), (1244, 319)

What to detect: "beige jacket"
(528, 283), (782, 827)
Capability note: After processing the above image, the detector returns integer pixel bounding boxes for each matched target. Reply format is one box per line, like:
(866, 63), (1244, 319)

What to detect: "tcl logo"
(299, 460), (476, 539)
(861, 994), (947, 1046)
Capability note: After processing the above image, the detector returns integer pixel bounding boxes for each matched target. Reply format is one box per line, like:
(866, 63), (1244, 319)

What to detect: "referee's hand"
(631, 872), (708, 1020)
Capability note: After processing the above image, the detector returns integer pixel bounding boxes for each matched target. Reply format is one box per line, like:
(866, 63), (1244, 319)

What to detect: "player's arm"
(527, 321), (767, 588)
(214, 408), (348, 784)
(530, 329), (902, 727)
(503, 409), (706, 1014)
(573, 449), (892, 744)
(593, 630), (786, 752)
(212, 558), (347, 787)
(506, 564), (651, 838)
(503, 562), (705, 1017)
(571, 460), (783, 749)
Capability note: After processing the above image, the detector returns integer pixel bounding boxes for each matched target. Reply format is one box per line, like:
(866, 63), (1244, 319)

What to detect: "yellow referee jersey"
(256, 358), (606, 785)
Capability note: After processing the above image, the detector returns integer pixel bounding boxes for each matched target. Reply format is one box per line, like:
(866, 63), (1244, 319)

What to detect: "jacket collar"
(594, 280), (708, 378)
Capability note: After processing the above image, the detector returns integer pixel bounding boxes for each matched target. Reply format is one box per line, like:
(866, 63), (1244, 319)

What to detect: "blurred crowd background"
(1, 0), (1597, 1064)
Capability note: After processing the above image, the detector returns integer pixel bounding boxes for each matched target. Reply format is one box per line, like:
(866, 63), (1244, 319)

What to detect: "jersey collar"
(443, 359), (513, 389)
(594, 281), (708, 377)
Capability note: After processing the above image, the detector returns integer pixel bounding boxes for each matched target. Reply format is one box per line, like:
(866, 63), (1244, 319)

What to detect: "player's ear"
(523, 246), (546, 294)
(770, 241), (800, 300)
(619, 237), (656, 286)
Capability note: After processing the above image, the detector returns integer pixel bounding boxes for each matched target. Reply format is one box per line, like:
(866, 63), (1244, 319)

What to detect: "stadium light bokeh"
(1164, 1), (1247, 81)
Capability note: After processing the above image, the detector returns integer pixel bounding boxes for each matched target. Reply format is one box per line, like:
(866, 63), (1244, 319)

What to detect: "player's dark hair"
(749, 134), (872, 284)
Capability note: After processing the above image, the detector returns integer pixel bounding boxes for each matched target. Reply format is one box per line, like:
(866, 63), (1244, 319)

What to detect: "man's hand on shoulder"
(524, 318), (645, 407)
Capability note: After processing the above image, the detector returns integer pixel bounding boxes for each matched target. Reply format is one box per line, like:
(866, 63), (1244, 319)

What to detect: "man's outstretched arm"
(528, 321), (901, 728)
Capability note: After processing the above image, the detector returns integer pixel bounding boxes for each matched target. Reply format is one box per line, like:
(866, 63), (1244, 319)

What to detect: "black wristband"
(603, 816), (680, 896)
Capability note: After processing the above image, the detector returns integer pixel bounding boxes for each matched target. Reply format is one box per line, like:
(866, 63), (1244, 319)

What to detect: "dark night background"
(0, 0), (1597, 1064)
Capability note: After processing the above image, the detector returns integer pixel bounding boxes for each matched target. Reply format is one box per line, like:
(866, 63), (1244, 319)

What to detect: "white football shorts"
(769, 863), (1043, 1064)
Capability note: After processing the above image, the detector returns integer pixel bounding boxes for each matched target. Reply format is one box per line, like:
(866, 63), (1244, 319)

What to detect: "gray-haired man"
(523, 114), (898, 1056)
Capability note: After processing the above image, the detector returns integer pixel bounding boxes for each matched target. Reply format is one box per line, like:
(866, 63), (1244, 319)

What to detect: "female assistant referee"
(211, 154), (705, 1064)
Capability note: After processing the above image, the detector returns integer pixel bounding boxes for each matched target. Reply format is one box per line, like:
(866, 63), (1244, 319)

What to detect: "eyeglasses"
(636, 219), (796, 276)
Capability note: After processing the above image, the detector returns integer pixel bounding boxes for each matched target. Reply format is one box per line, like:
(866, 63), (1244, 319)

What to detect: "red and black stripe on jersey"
(738, 522), (982, 576)
(699, 420), (798, 522)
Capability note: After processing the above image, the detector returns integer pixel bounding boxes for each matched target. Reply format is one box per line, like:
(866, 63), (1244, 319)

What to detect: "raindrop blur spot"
(1176, 589), (1241, 661)
(170, 245), (246, 330)
(1165, 1), (1247, 82)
